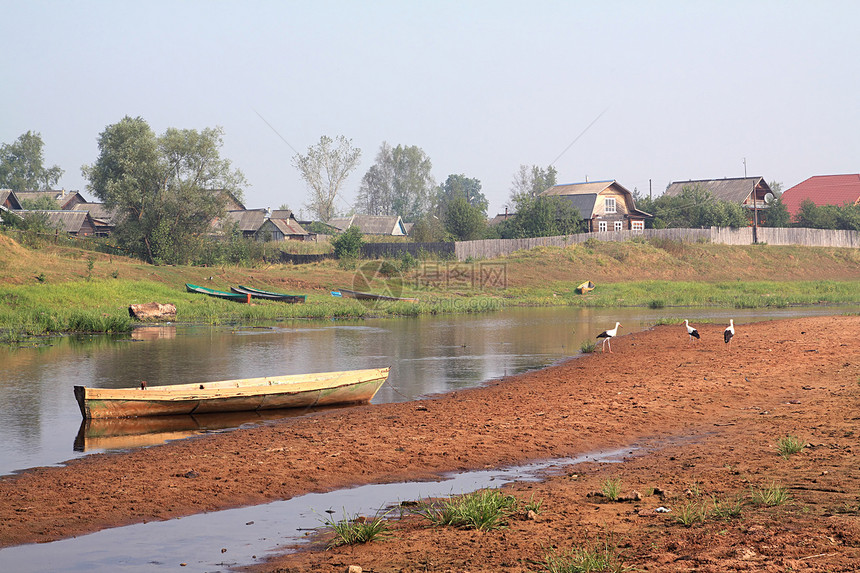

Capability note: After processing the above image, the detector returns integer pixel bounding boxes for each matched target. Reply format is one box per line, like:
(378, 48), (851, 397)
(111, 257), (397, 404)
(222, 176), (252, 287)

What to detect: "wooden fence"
(454, 227), (860, 261)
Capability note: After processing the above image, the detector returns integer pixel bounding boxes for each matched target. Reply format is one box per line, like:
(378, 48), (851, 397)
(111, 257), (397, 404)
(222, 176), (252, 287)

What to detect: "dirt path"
(1, 316), (859, 572)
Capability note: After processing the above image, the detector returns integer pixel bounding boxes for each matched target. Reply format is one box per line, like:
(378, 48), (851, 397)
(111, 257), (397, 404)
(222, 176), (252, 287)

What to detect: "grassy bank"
(2, 233), (859, 341)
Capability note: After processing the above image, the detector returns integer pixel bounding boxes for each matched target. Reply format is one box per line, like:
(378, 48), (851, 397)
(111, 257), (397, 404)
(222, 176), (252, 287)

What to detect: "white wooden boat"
(74, 367), (390, 419)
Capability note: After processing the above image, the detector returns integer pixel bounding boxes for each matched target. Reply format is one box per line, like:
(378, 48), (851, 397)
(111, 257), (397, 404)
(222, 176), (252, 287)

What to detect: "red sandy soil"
(1, 316), (859, 572)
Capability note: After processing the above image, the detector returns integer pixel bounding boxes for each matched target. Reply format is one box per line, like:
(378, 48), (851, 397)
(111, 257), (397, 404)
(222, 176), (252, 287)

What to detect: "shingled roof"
(327, 214), (406, 235)
(781, 174), (860, 219)
(664, 177), (772, 205)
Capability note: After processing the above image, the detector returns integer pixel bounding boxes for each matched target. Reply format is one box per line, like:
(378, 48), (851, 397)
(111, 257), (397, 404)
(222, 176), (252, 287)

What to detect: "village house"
(71, 203), (121, 237)
(539, 180), (651, 232)
(327, 214), (407, 236)
(780, 174), (860, 221)
(0, 189), (24, 222)
(28, 210), (97, 236)
(255, 210), (311, 241)
(664, 177), (775, 222)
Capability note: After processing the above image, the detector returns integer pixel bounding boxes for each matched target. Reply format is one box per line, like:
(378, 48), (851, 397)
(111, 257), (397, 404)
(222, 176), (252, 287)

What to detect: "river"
(0, 305), (851, 476)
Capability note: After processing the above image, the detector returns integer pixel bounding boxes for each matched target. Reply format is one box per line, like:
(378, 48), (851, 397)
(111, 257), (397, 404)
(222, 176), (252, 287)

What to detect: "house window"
(631, 220), (644, 231)
(614, 221), (623, 232)
(605, 197), (616, 214)
(598, 221), (607, 232)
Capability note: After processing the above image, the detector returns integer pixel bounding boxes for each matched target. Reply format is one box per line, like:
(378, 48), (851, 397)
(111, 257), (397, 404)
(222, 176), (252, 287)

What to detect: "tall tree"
(356, 142), (435, 221)
(83, 116), (246, 264)
(500, 195), (584, 238)
(0, 131), (64, 190)
(443, 195), (487, 240)
(436, 174), (488, 217)
(648, 185), (748, 229)
(507, 164), (557, 209)
(292, 135), (361, 222)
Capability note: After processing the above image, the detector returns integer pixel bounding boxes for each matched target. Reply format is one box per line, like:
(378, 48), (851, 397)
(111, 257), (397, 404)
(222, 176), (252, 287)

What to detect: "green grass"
(542, 541), (631, 573)
(750, 482), (791, 506)
(601, 478), (623, 501)
(580, 340), (596, 353)
(709, 495), (745, 520)
(322, 509), (391, 548)
(409, 489), (519, 531)
(776, 435), (806, 459)
(674, 499), (708, 527)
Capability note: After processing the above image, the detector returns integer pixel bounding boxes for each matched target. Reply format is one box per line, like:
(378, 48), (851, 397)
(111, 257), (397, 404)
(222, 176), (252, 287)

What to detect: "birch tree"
(292, 135), (361, 222)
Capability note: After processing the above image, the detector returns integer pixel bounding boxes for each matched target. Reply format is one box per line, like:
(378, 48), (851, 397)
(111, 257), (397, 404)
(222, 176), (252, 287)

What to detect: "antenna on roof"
(743, 157), (747, 178)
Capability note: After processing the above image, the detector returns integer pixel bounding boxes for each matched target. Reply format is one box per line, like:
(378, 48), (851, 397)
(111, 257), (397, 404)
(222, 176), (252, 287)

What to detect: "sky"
(3, 0), (859, 219)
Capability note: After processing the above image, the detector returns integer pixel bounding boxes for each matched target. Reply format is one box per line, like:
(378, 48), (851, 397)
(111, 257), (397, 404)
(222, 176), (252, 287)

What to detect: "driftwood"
(128, 303), (177, 322)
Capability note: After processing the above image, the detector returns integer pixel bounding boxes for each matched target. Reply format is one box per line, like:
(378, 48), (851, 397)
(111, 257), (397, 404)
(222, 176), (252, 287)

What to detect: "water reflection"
(0, 305), (853, 475)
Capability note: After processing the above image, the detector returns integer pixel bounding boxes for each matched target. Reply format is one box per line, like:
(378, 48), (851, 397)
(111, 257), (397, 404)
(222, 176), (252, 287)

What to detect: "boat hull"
(231, 286), (306, 303)
(186, 283), (249, 302)
(74, 367), (389, 419)
(333, 289), (418, 303)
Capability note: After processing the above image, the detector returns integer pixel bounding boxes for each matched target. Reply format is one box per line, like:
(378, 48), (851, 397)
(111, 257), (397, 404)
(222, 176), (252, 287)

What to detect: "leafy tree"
(292, 135), (361, 222)
(436, 174), (488, 217)
(507, 164), (557, 209)
(648, 185), (748, 229)
(443, 195), (487, 240)
(794, 199), (860, 230)
(501, 195), (585, 238)
(409, 215), (447, 242)
(0, 131), (64, 190)
(761, 195), (791, 227)
(356, 142), (435, 221)
(83, 116), (246, 264)
(20, 196), (62, 210)
(332, 226), (364, 258)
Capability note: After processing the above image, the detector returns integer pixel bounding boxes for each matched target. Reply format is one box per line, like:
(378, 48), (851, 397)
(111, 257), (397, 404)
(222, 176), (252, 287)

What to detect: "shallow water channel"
(0, 305), (853, 571)
(0, 305), (851, 476)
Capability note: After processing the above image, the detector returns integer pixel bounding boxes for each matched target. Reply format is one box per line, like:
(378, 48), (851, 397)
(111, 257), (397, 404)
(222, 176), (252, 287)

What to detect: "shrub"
(332, 227), (364, 259)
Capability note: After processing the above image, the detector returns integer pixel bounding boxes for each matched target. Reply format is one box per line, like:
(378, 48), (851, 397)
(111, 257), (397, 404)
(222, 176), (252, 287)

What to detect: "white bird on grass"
(724, 319), (735, 344)
(684, 320), (700, 341)
(596, 322), (621, 353)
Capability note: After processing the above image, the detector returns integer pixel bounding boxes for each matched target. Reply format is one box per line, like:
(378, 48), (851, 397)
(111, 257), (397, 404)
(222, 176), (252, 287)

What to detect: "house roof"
(539, 180), (651, 219)
(224, 209), (267, 232)
(269, 209), (294, 220)
(540, 180), (620, 197)
(27, 210), (92, 233)
(781, 174), (860, 219)
(664, 177), (771, 204)
(0, 189), (24, 210)
(327, 214), (405, 235)
(15, 190), (86, 209)
(72, 202), (121, 225)
(264, 218), (309, 236)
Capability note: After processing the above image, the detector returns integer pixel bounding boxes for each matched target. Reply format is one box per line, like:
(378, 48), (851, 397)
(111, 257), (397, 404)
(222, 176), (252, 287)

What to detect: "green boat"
(185, 283), (249, 302)
(231, 285), (306, 303)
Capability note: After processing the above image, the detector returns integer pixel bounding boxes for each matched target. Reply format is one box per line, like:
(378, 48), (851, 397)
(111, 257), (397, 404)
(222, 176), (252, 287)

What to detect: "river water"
(0, 305), (852, 476)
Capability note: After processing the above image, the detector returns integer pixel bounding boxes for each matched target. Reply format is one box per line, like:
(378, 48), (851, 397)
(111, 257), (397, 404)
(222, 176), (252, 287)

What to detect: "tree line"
(3, 122), (860, 267)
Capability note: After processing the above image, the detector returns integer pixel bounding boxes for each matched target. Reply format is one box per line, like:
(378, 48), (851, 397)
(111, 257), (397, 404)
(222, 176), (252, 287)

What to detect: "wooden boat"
(331, 289), (419, 303)
(74, 367), (390, 419)
(576, 281), (595, 294)
(186, 283), (249, 302)
(230, 285), (306, 303)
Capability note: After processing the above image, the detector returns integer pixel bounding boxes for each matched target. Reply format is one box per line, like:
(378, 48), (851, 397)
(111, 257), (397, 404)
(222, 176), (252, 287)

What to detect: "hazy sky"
(3, 1), (859, 218)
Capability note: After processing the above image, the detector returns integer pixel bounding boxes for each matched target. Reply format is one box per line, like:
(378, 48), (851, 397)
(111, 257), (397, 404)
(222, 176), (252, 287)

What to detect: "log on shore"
(128, 303), (177, 321)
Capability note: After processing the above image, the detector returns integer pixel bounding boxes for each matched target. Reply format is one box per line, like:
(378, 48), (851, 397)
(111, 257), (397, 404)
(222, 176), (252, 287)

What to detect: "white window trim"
(614, 220), (623, 232)
(632, 220), (644, 231)
(598, 221), (607, 232)
(605, 197), (617, 214)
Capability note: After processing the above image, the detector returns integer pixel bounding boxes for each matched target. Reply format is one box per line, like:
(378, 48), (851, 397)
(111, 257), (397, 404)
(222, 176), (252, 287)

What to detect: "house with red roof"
(781, 174), (860, 221)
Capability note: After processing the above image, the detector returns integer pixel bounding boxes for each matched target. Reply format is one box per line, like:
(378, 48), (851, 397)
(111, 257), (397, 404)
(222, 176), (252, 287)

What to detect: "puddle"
(0, 448), (632, 573)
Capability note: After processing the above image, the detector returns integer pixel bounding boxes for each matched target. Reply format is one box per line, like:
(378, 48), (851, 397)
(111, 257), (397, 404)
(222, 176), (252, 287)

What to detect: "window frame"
(604, 197), (617, 214)
(598, 221), (607, 232)
(614, 220), (623, 232)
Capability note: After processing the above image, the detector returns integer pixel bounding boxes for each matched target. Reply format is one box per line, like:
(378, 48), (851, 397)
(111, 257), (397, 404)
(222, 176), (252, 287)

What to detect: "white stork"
(724, 319), (735, 344)
(596, 322), (621, 353)
(684, 319), (700, 341)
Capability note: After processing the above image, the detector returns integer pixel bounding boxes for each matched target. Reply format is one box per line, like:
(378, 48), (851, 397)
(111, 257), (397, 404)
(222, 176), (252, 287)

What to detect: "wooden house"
(220, 209), (267, 238)
(1, 190), (24, 223)
(327, 214), (407, 236)
(71, 203), (122, 237)
(29, 210), (97, 236)
(664, 177), (774, 212)
(539, 180), (651, 232)
(781, 174), (860, 221)
(255, 210), (310, 241)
